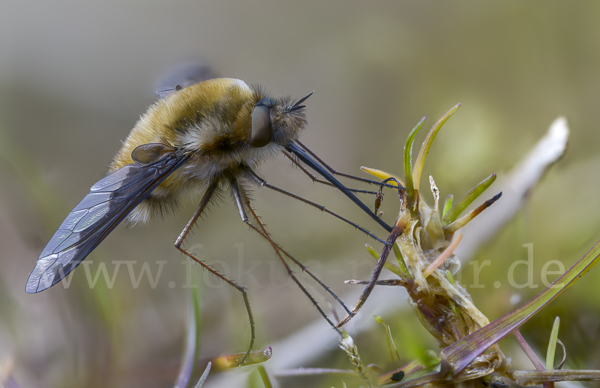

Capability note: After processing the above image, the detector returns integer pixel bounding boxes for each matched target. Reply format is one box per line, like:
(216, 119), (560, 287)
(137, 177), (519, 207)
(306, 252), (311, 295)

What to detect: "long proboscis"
(285, 142), (393, 233)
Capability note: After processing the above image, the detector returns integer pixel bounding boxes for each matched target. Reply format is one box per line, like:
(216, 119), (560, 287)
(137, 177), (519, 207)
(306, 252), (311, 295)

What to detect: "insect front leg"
(243, 167), (389, 246)
(294, 140), (401, 189)
(337, 184), (408, 328)
(283, 152), (378, 195)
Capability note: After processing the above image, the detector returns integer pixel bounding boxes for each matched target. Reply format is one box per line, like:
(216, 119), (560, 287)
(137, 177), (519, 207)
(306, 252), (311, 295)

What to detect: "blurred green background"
(1, 1), (600, 387)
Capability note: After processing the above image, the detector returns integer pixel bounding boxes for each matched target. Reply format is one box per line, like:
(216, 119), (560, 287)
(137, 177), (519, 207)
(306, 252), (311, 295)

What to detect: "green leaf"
(442, 195), (453, 218)
(420, 350), (442, 367)
(412, 104), (460, 193)
(444, 192), (502, 233)
(404, 116), (426, 199)
(366, 244), (408, 278)
(360, 167), (404, 187)
(393, 243), (410, 278)
(443, 173), (497, 225)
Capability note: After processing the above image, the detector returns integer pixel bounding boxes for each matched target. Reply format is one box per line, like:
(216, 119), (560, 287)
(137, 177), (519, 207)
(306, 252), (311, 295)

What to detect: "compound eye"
(250, 104), (272, 148)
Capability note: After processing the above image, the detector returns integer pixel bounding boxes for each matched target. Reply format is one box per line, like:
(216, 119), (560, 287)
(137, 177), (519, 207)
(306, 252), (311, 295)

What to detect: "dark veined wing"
(155, 61), (216, 99)
(26, 148), (190, 293)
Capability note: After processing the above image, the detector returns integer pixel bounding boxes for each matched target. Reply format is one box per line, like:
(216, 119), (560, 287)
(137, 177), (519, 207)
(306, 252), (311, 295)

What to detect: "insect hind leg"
(229, 177), (349, 329)
(174, 181), (255, 366)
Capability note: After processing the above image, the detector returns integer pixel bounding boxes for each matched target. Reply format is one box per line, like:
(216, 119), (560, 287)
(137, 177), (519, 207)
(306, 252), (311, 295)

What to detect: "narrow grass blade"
(193, 363), (211, 388)
(174, 286), (201, 388)
(441, 240), (600, 376)
(513, 369), (600, 385)
(546, 317), (561, 370)
(514, 329), (546, 371)
(256, 365), (273, 388)
(374, 315), (400, 361)
(274, 368), (356, 378)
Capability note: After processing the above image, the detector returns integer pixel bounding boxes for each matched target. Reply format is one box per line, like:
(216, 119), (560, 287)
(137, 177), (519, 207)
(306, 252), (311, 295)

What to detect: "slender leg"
(283, 152), (378, 195)
(244, 167), (390, 246)
(229, 177), (349, 328)
(296, 140), (402, 189)
(336, 222), (403, 327)
(346, 279), (408, 287)
(174, 181), (255, 366)
(337, 184), (409, 327)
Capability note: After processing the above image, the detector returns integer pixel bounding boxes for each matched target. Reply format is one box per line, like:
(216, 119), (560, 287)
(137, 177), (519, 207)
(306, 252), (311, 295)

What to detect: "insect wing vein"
(25, 150), (189, 293)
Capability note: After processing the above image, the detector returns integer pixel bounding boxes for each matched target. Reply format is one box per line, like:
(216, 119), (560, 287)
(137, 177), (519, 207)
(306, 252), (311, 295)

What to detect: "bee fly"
(26, 76), (397, 364)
